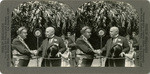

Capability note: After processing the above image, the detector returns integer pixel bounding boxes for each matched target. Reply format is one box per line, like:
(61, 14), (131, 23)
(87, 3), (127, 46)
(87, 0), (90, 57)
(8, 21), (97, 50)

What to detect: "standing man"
(12, 27), (35, 67)
(100, 26), (130, 67)
(76, 26), (99, 67)
(37, 27), (66, 67)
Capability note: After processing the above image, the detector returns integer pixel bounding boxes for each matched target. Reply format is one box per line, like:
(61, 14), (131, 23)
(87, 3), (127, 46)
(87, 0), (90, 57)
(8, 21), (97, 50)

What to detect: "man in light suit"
(76, 26), (99, 67)
(101, 26), (130, 67)
(12, 27), (35, 67)
(37, 27), (66, 67)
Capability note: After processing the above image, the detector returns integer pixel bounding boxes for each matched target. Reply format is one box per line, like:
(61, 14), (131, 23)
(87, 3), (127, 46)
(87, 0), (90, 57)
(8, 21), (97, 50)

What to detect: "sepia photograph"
(11, 0), (139, 67)
(0, 0), (150, 74)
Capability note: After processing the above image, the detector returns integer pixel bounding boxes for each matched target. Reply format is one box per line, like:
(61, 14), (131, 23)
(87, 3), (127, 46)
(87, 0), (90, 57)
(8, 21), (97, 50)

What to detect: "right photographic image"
(75, 0), (139, 67)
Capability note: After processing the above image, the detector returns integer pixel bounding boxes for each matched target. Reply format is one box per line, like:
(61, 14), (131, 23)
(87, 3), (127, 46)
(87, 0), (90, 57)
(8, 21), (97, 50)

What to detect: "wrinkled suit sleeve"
(12, 40), (31, 55)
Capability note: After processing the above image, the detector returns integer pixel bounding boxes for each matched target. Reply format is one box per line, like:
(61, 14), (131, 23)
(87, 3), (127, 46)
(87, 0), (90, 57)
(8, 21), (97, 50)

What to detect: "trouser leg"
(17, 59), (30, 67)
(114, 59), (125, 67)
(41, 59), (50, 67)
(105, 59), (114, 67)
(80, 59), (93, 67)
(50, 59), (61, 67)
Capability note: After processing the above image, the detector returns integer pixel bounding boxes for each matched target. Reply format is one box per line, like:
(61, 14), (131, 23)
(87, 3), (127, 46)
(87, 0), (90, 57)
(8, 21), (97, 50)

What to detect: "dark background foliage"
(11, 1), (76, 50)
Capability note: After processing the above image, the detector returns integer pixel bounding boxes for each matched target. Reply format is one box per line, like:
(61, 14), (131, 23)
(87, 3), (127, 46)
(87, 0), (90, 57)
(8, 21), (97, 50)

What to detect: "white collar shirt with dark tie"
(112, 34), (119, 44)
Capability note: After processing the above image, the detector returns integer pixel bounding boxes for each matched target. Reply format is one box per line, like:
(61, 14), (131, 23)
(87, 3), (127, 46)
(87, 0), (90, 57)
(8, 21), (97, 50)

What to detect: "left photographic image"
(11, 1), (76, 67)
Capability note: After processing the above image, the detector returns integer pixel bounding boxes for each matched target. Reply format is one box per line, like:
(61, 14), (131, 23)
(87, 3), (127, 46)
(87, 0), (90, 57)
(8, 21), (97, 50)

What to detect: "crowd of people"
(11, 26), (139, 67)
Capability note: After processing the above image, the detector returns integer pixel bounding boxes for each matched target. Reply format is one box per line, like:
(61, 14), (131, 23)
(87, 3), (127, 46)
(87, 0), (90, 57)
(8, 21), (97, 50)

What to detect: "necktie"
(112, 37), (118, 44)
(48, 37), (54, 44)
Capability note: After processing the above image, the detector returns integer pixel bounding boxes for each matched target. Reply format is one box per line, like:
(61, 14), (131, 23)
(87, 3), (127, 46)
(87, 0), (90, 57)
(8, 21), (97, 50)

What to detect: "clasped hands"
(30, 50), (38, 55)
(93, 49), (102, 55)
(119, 52), (125, 57)
(92, 49), (126, 57)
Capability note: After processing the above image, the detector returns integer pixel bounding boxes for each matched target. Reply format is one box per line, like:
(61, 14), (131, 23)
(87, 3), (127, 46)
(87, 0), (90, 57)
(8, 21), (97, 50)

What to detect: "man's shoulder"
(53, 36), (62, 40)
(118, 35), (126, 40)
(54, 36), (60, 38)
(106, 38), (112, 42)
(13, 37), (19, 41)
(12, 37), (19, 43)
(76, 36), (83, 41)
(42, 38), (48, 43)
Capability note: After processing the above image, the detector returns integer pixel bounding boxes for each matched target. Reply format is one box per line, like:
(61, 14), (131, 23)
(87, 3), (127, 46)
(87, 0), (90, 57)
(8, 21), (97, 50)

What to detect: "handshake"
(93, 49), (102, 55)
(30, 50), (38, 56)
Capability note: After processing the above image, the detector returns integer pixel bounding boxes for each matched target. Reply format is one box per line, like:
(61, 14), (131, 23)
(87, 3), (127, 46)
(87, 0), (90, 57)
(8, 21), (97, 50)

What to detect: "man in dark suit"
(101, 26), (130, 67)
(37, 27), (66, 67)
(76, 26), (99, 67)
(12, 27), (35, 67)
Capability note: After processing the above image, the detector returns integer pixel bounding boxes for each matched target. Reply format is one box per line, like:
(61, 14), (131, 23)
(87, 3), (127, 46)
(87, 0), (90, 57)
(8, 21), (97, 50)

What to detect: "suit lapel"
(17, 36), (30, 51)
(109, 38), (117, 51)
(110, 36), (121, 49)
(45, 38), (50, 49)
(80, 36), (88, 46)
(81, 36), (94, 50)
(46, 36), (56, 49)
(110, 38), (114, 49)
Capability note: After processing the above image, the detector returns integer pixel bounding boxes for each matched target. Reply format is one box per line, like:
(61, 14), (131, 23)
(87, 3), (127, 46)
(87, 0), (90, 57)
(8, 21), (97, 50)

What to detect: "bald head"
(46, 27), (55, 32)
(110, 26), (119, 38)
(45, 27), (55, 38)
(110, 27), (119, 33)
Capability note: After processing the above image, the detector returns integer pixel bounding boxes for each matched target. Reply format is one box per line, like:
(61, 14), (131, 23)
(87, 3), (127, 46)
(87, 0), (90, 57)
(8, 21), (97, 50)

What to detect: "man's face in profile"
(45, 28), (54, 38)
(20, 29), (28, 39)
(110, 28), (118, 38)
(84, 29), (91, 39)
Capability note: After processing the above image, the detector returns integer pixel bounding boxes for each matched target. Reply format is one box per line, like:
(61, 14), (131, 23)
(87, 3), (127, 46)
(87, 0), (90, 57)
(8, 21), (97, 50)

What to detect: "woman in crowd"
(125, 35), (136, 67)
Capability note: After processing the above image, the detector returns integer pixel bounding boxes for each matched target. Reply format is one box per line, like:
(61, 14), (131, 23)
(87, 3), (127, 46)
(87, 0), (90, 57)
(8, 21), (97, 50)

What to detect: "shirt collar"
(49, 35), (55, 39)
(51, 35), (54, 38)
(113, 34), (119, 39)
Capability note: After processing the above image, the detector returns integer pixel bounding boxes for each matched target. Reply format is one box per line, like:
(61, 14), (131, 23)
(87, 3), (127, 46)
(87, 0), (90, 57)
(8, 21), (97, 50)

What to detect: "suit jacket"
(76, 36), (95, 59)
(11, 36), (31, 59)
(102, 35), (130, 57)
(38, 36), (66, 58)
